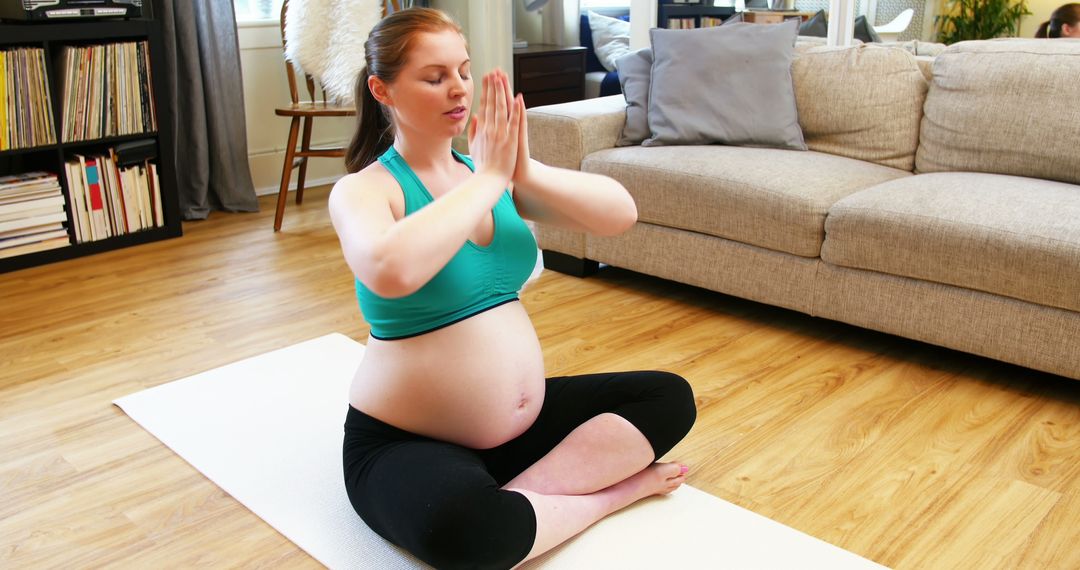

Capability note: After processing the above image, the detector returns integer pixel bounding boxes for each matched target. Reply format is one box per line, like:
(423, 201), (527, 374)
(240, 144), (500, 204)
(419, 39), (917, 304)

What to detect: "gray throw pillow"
(722, 12), (745, 26)
(853, 15), (882, 43)
(799, 10), (827, 37)
(615, 12), (757, 146)
(644, 20), (806, 150)
(615, 48), (653, 146)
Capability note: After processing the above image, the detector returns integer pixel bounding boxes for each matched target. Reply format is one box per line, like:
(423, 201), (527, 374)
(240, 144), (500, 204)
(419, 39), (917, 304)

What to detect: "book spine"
(1, 50), (7, 151)
(85, 157), (109, 239)
(63, 162), (83, 243)
(97, 154), (115, 236)
(137, 42), (150, 133)
(40, 47), (56, 144)
(150, 163), (163, 228)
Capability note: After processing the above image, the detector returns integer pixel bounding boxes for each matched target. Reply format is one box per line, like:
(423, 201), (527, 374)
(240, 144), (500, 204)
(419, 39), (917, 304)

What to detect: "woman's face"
(380, 30), (473, 139)
(1063, 22), (1080, 38)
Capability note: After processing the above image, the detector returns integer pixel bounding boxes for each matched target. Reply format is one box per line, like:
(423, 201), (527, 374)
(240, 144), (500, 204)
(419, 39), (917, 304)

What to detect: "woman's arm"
(506, 93), (637, 236)
(329, 170), (509, 299)
(510, 159), (637, 236)
(330, 70), (521, 299)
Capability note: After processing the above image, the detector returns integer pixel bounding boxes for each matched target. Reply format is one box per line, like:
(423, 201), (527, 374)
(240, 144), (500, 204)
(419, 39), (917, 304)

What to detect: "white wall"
(434, 0), (513, 153)
(515, 1), (545, 45)
(1020, 0), (1059, 38)
(630, 0), (658, 49)
(237, 21), (354, 197)
(236, 1), (514, 191)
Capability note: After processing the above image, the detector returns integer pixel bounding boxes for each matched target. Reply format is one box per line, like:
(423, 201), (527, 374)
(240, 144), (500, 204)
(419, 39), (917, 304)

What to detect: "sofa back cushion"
(916, 39), (1080, 185)
(792, 45), (928, 171)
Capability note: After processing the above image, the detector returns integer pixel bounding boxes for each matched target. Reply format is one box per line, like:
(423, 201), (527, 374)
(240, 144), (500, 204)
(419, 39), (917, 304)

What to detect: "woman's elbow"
(363, 270), (419, 299)
(351, 247), (422, 299)
(596, 185), (638, 236)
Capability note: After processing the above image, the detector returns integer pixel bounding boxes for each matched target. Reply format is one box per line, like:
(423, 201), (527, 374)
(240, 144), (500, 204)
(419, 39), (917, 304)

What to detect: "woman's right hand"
(468, 69), (521, 184)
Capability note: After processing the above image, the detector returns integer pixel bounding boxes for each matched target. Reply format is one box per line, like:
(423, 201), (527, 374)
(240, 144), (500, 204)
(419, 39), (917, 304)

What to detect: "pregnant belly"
(349, 302), (547, 449)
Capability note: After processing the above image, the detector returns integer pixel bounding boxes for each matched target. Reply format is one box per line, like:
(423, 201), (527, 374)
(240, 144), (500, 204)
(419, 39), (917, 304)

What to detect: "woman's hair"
(345, 7), (466, 173)
(1036, 3), (1080, 38)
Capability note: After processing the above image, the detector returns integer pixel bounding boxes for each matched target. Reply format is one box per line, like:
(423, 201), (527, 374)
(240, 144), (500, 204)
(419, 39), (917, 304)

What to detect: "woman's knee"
(654, 371), (697, 438)
(615, 370), (697, 460)
(415, 487), (536, 570)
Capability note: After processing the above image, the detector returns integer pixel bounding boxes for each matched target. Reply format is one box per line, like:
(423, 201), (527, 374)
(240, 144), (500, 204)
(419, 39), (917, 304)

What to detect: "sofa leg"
(542, 250), (600, 277)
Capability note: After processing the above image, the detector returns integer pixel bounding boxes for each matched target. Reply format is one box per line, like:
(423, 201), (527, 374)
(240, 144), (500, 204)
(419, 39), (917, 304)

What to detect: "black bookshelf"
(658, 1), (736, 28)
(0, 14), (180, 274)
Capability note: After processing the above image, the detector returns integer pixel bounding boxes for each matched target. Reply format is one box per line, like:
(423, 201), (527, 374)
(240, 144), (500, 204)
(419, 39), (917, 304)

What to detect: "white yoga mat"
(115, 333), (887, 569)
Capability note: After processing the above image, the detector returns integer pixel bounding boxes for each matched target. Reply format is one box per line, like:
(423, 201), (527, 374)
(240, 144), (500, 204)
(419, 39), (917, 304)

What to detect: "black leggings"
(342, 370), (697, 570)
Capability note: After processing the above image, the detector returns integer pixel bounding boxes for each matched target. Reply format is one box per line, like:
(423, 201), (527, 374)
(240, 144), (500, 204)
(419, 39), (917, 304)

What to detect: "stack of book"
(0, 172), (70, 259)
(60, 41), (157, 143)
(0, 47), (58, 151)
(667, 17), (698, 29)
(64, 151), (163, 243)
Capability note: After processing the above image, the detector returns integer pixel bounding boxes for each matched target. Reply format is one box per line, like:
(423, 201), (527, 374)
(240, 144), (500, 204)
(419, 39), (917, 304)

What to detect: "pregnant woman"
(328, 7), (697, 569)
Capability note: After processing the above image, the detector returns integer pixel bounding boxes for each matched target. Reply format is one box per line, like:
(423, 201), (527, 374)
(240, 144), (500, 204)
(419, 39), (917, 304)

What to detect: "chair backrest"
(279, 0), (405, 105)
(280, 0), (318, 105)
(875, 8), (914, 34)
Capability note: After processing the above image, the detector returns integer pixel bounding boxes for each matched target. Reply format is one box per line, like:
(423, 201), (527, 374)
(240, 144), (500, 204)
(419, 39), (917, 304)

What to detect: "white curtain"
(541, 0), (581, 46)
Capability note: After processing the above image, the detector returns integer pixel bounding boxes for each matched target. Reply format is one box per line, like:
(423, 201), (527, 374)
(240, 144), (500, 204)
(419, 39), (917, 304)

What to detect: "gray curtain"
(158, 0), (259, 220)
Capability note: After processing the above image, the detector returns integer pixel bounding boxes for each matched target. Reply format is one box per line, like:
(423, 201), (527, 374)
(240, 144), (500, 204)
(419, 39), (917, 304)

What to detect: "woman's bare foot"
(507, 462), (691, 567)
(604, 462), (688, 511)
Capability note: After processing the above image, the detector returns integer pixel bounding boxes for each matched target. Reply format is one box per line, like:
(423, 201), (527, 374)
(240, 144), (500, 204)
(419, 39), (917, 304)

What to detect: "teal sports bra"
(355, 146), (538, 340)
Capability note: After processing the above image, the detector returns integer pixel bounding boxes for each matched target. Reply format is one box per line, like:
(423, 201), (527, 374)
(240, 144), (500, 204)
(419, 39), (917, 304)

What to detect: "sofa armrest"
(526, 95), (627, 171)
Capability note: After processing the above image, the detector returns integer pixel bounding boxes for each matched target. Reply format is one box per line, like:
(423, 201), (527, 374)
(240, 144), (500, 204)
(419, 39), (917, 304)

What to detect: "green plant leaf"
(935, 0), (1032, 43)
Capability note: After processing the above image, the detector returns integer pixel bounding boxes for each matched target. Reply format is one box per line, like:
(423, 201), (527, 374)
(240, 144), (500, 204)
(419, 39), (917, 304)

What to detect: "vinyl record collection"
(1, 17), (176, 270)
(60, 40), (158, 142)
(0, 47), (58, 151)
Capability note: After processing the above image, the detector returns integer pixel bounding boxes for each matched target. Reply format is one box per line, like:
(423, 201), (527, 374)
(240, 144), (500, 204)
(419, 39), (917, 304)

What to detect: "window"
(580, 0), (632, 7)
(234, 0), (285, 23)
(236, 0), (423, 22)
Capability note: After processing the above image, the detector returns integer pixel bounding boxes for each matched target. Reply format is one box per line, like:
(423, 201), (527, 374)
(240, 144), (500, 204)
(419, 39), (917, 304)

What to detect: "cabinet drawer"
(522, 86), (584, 108)
(517, 53), (584, 92)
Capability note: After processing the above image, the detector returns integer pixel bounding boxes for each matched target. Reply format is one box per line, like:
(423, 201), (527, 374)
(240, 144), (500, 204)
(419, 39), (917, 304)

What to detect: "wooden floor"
(2, 185), (1077, 569)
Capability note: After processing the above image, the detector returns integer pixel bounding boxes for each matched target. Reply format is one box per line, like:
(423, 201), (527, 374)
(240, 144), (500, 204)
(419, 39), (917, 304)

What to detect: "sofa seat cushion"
(582, 145), (911, 258)
(822, 172), (1080, 313)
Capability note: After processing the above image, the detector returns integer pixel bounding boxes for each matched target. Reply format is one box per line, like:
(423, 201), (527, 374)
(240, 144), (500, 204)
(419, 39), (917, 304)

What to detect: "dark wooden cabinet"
(512, 44), (586, 108)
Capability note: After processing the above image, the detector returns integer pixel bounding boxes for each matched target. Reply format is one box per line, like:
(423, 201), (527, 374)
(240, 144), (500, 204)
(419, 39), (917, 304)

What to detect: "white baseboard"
(254, 174), (343, 197)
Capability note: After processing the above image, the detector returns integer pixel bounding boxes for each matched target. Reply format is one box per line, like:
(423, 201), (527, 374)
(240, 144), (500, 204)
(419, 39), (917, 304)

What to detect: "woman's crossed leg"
(343, 370), (696, 569)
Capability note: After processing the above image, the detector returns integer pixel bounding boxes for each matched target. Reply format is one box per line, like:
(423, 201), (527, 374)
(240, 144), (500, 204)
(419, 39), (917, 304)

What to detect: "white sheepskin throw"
(284, 0), (384, 105)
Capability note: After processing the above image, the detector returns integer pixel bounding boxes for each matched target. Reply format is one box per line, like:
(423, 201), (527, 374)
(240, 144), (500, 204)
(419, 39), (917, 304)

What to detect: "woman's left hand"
(509, 84), (532, 185)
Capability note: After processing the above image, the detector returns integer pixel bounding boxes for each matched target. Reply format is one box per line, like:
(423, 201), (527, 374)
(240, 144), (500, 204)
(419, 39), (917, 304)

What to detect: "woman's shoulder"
(329, 161), (400, 212)
(332, 161), (394, 196)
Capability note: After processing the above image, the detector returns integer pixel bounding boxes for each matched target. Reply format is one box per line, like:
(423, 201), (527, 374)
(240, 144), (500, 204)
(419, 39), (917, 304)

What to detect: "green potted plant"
(936, 0), (1032, 43)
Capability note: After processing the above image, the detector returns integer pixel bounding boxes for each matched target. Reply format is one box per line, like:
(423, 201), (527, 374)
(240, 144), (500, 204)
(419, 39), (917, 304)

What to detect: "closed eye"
(426, 72), (471, 85)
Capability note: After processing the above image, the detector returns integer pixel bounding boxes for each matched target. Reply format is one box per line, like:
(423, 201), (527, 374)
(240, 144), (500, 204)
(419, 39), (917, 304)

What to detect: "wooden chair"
(273, 0), (409, 231)
(873, 8), (914, 42)
(273, 0), (355, 231)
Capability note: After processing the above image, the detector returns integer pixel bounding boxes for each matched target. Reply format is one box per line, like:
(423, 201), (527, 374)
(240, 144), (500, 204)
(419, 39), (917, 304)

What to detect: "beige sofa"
(528, 38), (1080, 381)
